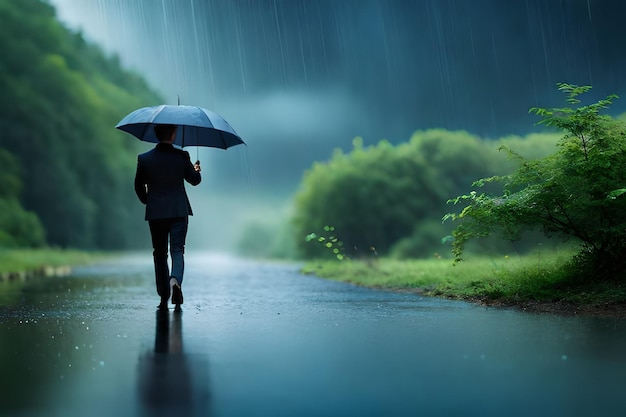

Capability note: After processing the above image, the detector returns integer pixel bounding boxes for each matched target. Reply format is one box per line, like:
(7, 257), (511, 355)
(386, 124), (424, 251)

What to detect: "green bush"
(0, 199), (45, 248)
(292, 131), (506, 259)
(292, 118), (563, 260)
(389, 220), (451, 259)
(0, 148), (45, 248)
(447, 84), (626, 280)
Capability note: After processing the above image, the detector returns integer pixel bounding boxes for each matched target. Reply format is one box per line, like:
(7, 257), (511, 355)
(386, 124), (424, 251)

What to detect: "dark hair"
(154, 124), (177, 142)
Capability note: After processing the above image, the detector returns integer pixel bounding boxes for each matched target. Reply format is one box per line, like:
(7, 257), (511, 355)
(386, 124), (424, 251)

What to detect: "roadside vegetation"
(445, 84), (626, 281)
(0, 0), (159, 251)
(290, 130), (560, 260)
(0, 2), (158, 286)
(297, 84), (626, 316)
(303, 249), (626, 315)
(0, 249), (107, 280)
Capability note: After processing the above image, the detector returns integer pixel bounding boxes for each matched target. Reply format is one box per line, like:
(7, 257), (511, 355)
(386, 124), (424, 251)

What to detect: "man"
(134, 124), (201, 311)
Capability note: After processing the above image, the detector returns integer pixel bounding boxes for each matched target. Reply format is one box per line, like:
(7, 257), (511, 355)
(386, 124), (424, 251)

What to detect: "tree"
(293, 137), (435, 258)
(292, 131), (505, 259)
(0, 147), (45, 247)
(0, 0), (161, 249)
(445, 83), (626, 280)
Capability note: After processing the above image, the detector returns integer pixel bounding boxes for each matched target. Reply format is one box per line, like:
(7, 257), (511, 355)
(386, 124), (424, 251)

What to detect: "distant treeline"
(235, 128), (564, 260)
(0, 0), (161, 249)
(290, 130), (564, 259)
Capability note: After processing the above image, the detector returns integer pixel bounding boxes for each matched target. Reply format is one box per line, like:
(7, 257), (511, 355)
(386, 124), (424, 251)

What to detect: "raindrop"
(561, 354), (568, 361)
(99, 361), (105, 367)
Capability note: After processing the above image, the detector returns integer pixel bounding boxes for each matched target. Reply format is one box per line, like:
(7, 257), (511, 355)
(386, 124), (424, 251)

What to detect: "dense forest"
(289, 130), (561, 260)
(0, 0), (161, 249)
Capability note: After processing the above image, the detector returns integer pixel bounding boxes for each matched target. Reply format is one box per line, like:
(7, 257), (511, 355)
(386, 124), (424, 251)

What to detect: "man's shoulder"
(138, 148), (157, 159)
(156, 144), (189, 156)
(172, 147), (189, 156)
(138, 145), (190, 164)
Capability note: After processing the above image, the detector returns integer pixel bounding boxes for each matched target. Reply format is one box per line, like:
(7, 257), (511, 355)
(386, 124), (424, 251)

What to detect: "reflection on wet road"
(1, 252), (626, 416)
(137, 310), (210, 417)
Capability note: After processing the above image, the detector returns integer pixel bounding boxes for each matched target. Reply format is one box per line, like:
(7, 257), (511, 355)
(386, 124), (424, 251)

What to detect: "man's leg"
(149, 219), (171, 301)
(169, 216), (189, 285)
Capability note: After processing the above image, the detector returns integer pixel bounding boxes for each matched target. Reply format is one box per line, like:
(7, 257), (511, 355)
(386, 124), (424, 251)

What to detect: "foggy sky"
(50, 0), (626, 194)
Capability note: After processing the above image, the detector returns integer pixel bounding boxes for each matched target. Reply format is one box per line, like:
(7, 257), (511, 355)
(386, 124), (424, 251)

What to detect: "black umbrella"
(115, 104), (245, 149)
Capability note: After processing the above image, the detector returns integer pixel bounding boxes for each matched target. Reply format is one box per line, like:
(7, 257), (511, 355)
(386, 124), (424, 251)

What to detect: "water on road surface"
(1, 253), (625, 417)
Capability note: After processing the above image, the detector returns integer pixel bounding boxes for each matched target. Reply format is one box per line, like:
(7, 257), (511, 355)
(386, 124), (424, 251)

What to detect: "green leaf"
(607, 189), (626, 200)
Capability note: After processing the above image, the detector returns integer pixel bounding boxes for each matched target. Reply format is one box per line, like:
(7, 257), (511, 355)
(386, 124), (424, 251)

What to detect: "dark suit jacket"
(134, 143), (202, 220)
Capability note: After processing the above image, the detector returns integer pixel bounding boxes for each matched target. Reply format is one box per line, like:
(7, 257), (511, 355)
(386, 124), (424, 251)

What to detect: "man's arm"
(134, 158), (148, 204)
(183, 152), (202, 186)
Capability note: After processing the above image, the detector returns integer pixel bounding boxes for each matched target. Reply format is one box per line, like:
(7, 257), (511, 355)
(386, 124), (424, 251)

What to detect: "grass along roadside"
(0, 249), (108, 281)
(302, 249), (626, 317)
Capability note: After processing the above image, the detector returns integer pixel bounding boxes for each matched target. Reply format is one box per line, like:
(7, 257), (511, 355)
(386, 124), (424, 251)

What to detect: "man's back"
(135, 143), (201, 220)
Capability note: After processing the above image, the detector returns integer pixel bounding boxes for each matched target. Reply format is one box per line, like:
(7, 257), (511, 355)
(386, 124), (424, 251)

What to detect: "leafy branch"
(446, 83), (626, 279)
(305, 225), (346, 260)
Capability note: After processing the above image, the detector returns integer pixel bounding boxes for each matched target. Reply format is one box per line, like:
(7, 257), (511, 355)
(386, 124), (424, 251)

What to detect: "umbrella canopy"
(115, 104), (245, 149)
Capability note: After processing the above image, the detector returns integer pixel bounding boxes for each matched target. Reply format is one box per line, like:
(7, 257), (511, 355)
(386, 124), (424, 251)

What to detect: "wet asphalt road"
(1, 252), (626, 417)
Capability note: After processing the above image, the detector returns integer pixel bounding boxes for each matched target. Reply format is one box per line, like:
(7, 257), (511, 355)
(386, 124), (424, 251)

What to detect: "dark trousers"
(148, 216), (188, 300)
